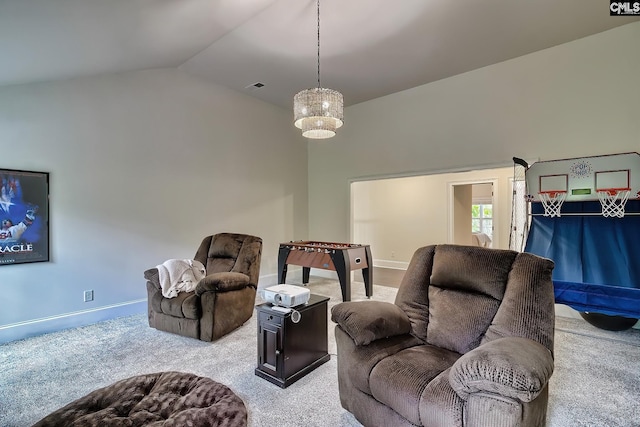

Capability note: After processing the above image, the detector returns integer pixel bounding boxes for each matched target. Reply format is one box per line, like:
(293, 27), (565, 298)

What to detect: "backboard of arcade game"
(525, 152), (640, 203)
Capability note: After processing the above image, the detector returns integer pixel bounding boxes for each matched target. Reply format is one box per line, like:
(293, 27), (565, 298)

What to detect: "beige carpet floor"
(1, 278), (639, 426)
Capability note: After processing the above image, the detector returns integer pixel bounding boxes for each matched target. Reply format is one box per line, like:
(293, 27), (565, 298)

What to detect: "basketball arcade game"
(520, 152), (640, 327)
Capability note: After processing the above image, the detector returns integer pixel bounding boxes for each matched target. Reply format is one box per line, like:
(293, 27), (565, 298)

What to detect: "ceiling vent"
(245, 82), (265, 91)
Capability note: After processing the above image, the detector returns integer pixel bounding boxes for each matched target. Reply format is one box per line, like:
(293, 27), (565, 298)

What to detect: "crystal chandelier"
(293, 0), (343, 139)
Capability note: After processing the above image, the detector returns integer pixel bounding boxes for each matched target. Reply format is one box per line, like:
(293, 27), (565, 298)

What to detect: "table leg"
(302, 267), (310, 284)
(362, 246), (373, 298)
(278, 246), (291, 284)
(330, 250), (352, 302)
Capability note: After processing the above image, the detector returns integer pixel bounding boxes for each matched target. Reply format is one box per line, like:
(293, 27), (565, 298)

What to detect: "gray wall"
(0, 69), (308, 342)
(309, 23), (640, 245)
(2, 23), (639, 342)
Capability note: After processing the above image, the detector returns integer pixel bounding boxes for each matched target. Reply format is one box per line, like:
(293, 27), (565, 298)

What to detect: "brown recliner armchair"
(144, 233), (262, 341)
(332, 244), (555, 427)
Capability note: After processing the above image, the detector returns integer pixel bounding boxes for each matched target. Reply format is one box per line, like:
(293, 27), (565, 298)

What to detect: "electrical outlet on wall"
(83, 290), (94, 302)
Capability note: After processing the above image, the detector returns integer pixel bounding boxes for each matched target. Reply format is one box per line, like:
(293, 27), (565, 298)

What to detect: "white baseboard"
(257, 273), (281, 288)
(307, 269), (339, 280)
(554, 304), (582, 319)
(257, 269), (336, 287)
(3, 272), (298, 344)
(260, 261), (412, 289)
(374, 259), (410, 270)
(0, 299), (147, 345)
(3, 290), (635, 345)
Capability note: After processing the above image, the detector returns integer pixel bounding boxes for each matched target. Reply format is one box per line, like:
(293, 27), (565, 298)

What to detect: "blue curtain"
(525, 200), (640, 318)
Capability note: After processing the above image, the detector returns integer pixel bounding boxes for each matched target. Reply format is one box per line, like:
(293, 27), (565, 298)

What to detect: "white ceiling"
(1, 0), (638, 109)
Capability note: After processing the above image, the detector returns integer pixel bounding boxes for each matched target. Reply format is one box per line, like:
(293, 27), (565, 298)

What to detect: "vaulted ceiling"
(1, 0), (637, 109)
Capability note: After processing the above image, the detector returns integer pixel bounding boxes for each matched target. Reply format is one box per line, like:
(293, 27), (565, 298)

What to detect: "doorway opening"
(449, 180), (496, 248)
(350, 166), (512, 288)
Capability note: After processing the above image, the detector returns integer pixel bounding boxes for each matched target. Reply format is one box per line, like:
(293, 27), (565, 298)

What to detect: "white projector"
(260, 284), (310, 308)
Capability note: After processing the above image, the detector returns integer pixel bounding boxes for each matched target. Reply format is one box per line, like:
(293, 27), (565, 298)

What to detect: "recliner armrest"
(144, 268), (160, 289)
(449, 337), (554, 403)
(331, 301), (412, 346)
(195, 272), (252, 295)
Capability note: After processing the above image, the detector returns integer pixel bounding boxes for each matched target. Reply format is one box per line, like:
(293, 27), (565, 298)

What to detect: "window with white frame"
(472, 203), (493, 239)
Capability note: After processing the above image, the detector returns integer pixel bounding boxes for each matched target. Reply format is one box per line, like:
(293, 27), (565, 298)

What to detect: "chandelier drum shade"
(293, 0), (343, 139)
(294, 88), (343, 139)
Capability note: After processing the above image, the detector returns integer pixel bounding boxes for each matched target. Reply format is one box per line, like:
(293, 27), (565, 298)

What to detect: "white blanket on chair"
(156, 259), (206, 298)
(472, 232), (492, 248)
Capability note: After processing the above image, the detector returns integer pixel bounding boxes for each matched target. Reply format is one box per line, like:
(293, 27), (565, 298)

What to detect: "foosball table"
(277, 241), (373, 302)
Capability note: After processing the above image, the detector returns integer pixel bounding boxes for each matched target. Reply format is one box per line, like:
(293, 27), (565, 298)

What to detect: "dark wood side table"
(255, 294), (330, 388)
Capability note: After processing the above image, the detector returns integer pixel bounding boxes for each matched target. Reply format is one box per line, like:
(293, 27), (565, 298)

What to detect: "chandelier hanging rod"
(316, 0), (321, 88)
(292, 0), (344, 139)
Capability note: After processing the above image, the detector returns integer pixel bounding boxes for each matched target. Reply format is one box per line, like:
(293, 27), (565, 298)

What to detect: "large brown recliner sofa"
(144, 233), (262, 342)
(331, 244), (555, 427)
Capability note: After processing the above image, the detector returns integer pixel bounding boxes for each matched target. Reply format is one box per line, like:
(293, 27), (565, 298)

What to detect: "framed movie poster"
(0, 168), (49, 265)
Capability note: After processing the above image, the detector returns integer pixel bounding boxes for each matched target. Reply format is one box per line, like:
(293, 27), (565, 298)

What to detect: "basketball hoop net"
(538, 191), (566, 217)
(597, 188), (631, 218)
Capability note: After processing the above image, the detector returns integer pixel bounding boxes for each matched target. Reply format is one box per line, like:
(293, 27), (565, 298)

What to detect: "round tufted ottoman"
(33, 371), (247, 427)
